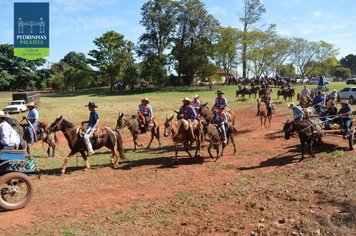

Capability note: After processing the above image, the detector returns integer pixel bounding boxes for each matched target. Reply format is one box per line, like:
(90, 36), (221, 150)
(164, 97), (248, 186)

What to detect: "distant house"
(194, 68), (235, 84)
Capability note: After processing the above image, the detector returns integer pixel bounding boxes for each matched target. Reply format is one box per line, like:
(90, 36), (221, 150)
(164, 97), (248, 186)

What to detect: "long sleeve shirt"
(178, 105), (197, 120)
(213, 112), (227, 124)
(27, 108), (39, 127)
(0, 121), (21, 147)
(292, 106), (304, 118)
(214, 96), (227, 108)
(138, 104), (153, 119)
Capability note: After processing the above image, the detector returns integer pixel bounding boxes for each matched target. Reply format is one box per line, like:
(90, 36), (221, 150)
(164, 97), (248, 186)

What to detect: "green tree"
(172, 0), (219, 85)
(213, 27), (241, 79)
(340, 54), (356, 76)
(333, 67), (351, 79)
(88, 31), (133, 91)
(0, 44), (46, 90)
(290, 38), (319, 78)
(239, 0), (266, 78)
(277, 63), (296, 77)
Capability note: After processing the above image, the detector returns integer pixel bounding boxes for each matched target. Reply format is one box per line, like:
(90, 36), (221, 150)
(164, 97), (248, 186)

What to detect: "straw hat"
(27, 102), (36, 107)
(182, 97), (191, 102)
(85, 102), (98, 108)
(193, 94), (199, 99)
(141, 98), (150, 103)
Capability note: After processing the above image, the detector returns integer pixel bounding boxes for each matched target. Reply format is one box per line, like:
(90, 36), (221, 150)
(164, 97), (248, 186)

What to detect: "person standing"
(81, 102), (99, 156)
(22, 102), (39, 145)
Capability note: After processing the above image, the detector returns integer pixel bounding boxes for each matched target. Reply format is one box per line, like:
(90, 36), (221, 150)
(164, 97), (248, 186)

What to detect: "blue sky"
(1, 0), (355, 65)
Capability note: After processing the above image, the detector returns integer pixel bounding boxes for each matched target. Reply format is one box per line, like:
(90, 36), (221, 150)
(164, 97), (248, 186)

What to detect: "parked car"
(338, 87), (356, 104)
(3, 100), (27, 114)
(307, 77), (330, 85)
(346, 77), (356, 85)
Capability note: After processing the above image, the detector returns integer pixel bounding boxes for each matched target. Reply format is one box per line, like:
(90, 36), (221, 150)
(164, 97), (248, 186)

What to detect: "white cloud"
(312, 10), (323, 17)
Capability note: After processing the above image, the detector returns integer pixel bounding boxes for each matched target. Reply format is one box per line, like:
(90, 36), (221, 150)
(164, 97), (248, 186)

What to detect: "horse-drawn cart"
(0, 147), (39, 211)
(315, 124), (356, 150)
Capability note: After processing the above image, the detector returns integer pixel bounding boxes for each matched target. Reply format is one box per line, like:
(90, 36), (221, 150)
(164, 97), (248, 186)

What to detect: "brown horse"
(257, 99), (272, 129)
(21, 120), (57, 157)
(116, 113), (161, 151)
(49, 116), (125, 174)
(298, 94), (313, 108)
(199, 103), (235, 125)
(163, 115), (202, 162)
(200, 118), (237, 159)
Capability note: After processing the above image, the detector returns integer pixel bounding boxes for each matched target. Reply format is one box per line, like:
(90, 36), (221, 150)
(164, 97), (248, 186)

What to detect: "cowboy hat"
(288, 103), (295, 108)
(141, 97), (150, 103)
(27, 102), (36, 107)
(85, 102), (98, 108)
(181, 97), (191, 102)
(216, 90), (224, 94)
(193, 94), (199, 99)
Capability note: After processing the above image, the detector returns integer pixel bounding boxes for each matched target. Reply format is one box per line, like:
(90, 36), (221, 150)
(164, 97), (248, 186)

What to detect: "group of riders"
(138, 90), (230, 144)
(290, 86), (353, 139)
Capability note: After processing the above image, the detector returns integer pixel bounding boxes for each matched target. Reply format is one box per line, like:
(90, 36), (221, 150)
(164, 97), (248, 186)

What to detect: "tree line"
(0, 0), (355, 91)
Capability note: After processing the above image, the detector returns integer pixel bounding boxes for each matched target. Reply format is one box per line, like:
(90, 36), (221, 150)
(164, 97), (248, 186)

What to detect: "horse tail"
(115, 128), (126, 160)
(232, 126), (238, 136)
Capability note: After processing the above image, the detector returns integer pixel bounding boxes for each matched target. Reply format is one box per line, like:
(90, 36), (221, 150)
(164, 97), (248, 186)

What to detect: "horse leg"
(308, 140), (315, 157)
(184, 141), (192, 159)
(61, 151), (76, 174)
(81, 151), (91, 171)
(208, 145), (214, 159)
(230, 135), (237, 154)
(174, 142), (179, 163)
(146, 131), (154, 149)
(156, 127), (161, 147)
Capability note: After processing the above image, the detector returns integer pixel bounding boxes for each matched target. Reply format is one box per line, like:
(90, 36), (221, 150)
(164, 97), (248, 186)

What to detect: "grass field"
(0, 82), (355, 235)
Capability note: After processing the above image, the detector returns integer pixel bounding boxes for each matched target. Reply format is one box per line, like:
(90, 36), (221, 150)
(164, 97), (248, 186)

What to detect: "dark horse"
(117, 113), (161, 151)
(200, 118), (237, 159)
(49, 116), (125, 174)
(198, 102), (235, 125)
(283, 119), (323, 161)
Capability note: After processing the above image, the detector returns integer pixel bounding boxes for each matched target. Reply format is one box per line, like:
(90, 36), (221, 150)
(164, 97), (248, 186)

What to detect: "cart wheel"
(0, 172), (33, 211)
(349, 129), (356, 150)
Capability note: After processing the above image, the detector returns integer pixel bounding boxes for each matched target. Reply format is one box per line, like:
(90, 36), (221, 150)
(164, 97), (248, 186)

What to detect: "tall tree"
(290, 38), (319, 78)
(172, 0), (219, 85)
(213, 27), (241, 78)
(340, 54), (356, 76)
(138, 0), (177, 85)
(88, 31), (133, 90)
(239, 0), (266, 78)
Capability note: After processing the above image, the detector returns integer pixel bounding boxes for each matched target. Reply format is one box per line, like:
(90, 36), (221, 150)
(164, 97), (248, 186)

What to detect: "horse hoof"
(85, 168), (90, 171)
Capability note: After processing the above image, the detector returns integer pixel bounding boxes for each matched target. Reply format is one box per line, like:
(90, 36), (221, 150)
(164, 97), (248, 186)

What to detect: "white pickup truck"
(2, 100), (28, 114)
(338, 87), (356, 104)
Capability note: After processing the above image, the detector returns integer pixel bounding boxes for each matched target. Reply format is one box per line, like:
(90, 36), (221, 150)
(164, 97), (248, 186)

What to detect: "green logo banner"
(14, 3), (49, 60)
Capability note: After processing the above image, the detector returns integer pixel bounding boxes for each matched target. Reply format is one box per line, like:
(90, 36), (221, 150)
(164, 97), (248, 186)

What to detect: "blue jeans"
(26, 124), (37, 144)
(219, 123), (227, 141)
(341, 118), (352, 135)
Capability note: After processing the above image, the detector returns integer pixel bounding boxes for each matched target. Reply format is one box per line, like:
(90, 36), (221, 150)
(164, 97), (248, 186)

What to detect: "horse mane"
(62, 119), (76, 129)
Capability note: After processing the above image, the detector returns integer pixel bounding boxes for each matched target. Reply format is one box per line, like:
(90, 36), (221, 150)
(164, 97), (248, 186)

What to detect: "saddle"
(79, 127), (107, 140)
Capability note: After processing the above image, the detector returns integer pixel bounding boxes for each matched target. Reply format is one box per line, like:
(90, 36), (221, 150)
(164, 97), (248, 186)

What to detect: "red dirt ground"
(0, 106), (355, 235)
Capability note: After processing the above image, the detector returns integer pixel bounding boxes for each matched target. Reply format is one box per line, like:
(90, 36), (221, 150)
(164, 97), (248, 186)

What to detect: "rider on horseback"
(256, 87), (272, 116)
(138, 98), (152, 132)
(191, 94), (201, 114)
(22, 102), (39, 145)
(177, 97), (198, 139)
(213, 105), (228, 145)
(337, 100), (353, 139)
(288, 103), (304, 123)
(81, 102), (99, 156)
(212, 90), (227, 111)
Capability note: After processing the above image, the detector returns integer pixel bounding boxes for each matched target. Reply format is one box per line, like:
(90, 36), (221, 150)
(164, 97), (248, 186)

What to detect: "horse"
(200, 118), (237, 159)
(116, 113), (161, 151)
(199, 103), (236, 125)
(283, 88), (295, 102)
(256, 99), (272, 129)
(163, 115), (202, 162)
(49, 116), (125, 174)
(20, 120), (58, 157)
(283, 119), (323, 161)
